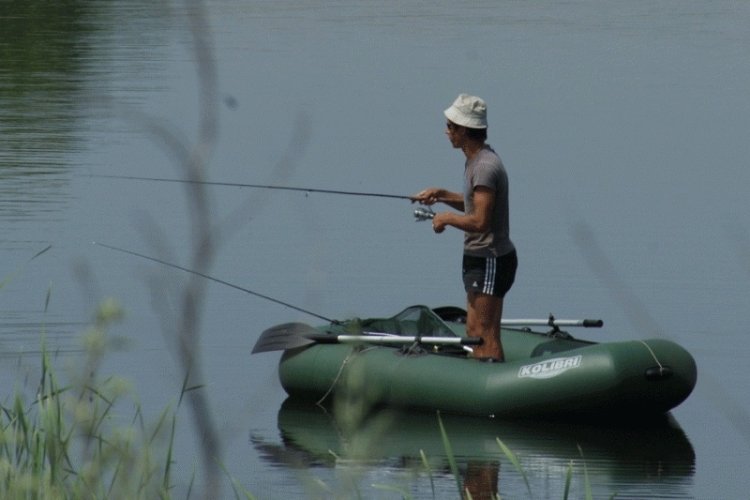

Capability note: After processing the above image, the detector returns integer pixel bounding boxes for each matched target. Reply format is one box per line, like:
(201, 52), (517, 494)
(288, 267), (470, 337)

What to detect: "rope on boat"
(316, 346), (377, 406)
(638, 340), (664, 373)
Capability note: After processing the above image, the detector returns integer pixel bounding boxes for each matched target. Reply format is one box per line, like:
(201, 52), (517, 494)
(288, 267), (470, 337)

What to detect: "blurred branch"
(174, 1), (221, 498)
(121, 1), (222, 497)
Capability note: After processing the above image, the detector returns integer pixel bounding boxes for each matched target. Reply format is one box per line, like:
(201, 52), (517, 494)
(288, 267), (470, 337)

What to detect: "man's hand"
(411, 188), (443, 206)
(432, 212), (448, 233)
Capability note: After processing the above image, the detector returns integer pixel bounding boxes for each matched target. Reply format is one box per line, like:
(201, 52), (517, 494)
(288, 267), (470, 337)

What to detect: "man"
(412, 94), (517, 362)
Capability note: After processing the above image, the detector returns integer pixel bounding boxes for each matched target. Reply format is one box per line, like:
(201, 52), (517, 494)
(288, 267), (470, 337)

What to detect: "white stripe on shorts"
(483, 257), (496, 295)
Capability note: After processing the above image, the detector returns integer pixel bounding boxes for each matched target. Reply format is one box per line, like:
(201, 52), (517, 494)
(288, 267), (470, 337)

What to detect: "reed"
(0, 300), (177, 499)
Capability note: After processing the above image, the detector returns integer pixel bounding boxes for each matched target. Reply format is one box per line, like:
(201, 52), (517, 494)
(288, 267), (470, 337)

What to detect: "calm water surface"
(1, 1), (749, 498)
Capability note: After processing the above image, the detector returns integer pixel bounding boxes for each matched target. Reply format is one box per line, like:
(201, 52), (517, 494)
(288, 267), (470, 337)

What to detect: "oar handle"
(501, 319), (603, 328)
(581, 319), (604, 328)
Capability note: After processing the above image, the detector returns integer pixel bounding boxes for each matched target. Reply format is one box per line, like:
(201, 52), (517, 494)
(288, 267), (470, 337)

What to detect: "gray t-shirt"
(463, 145), (515, 258)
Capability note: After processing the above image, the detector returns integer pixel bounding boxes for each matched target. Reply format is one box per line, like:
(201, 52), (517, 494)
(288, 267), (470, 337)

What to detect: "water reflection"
(253, 398), (695, 499)
(0, 0), (176, 370)
(0, 1), (94, 216)
(0, 1), (172, 228)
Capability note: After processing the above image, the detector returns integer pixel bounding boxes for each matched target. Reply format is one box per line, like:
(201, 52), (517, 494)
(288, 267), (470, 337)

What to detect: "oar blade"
(252, 322), (319, 354)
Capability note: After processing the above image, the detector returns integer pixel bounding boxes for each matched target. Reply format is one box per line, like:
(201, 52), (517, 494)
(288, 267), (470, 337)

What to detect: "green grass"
(0, 299), (177, 499)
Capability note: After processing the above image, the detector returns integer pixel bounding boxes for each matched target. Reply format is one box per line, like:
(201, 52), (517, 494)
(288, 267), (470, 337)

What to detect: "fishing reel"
(413, 206), (435, 222)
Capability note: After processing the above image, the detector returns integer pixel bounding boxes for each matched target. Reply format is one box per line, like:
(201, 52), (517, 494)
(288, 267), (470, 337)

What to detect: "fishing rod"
(91, 242), (337, 323)
(94, 241), (603, 331)
(89, 174), (415, 201)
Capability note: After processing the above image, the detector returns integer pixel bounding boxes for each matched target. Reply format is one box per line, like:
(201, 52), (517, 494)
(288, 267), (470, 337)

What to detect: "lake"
(1, 1), (749, 498)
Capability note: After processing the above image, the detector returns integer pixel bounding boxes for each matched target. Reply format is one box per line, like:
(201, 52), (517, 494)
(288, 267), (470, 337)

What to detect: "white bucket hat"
(444, 94), (487, 129)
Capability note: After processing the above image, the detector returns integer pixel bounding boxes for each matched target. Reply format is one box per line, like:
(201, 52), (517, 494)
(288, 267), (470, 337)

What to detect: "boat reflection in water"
(253, 398), (695, 499)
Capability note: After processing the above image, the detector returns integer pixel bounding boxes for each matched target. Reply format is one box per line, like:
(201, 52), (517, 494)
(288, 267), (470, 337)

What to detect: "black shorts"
(462, 250), (518, 298)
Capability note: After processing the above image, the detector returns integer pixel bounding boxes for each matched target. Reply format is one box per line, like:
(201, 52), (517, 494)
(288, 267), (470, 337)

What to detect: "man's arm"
(432, 187), (494, 234)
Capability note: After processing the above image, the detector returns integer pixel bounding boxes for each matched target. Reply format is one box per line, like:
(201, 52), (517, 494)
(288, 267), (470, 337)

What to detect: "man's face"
(445, 120), (463, 148)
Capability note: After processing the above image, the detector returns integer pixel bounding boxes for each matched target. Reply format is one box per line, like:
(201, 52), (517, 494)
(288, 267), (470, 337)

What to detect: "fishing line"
(89, 173), (415, 201)
(0, 244), (52, 290)
(92, 241), (336, 323)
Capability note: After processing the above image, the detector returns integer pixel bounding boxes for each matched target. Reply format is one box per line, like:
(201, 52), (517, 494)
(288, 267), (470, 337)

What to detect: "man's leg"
(466, 292), (504, 361)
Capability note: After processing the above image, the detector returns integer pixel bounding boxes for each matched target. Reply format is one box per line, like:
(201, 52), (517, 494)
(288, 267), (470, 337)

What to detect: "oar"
(502, 318), (603, 328)
(431, 306), (603, 329)
(252, 322), (482, 354)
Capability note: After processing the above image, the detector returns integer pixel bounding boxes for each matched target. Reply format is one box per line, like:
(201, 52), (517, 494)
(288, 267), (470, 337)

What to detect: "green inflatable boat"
(253, 305), (697, 418)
